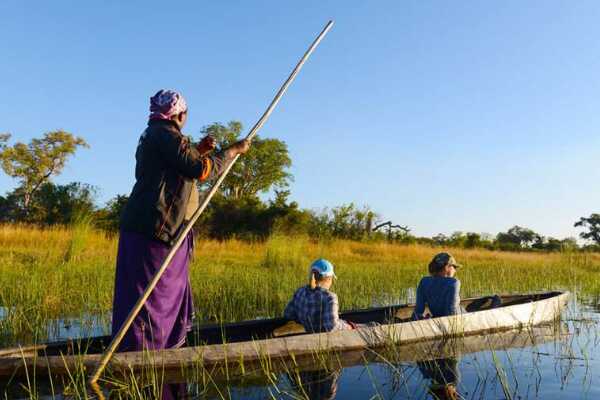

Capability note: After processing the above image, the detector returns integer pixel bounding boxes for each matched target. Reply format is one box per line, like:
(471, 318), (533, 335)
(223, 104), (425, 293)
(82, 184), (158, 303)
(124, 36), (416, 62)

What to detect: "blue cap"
(310, 258), (336, 278)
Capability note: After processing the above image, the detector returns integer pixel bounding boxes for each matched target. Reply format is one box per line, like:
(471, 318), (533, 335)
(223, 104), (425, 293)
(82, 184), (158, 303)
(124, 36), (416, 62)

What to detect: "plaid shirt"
(284, 286), (350, 333)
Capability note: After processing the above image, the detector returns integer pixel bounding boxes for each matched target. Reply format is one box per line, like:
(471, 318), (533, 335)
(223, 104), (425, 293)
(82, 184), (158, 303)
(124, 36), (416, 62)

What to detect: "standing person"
(112, 89), (250, 351)
(284, 259), (354, 332)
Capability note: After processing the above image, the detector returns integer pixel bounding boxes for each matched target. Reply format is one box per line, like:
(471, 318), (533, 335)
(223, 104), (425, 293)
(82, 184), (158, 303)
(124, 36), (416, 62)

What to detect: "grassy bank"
(0, 223), (598, 346)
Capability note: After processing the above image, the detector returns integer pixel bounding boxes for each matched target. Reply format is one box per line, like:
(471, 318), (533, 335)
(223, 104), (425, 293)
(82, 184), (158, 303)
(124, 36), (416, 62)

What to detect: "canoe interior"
(1, 291), (563, 358)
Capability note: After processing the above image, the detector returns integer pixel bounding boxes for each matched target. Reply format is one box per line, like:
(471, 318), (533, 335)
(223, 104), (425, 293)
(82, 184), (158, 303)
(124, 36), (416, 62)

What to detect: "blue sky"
(1, 1), (600, 239)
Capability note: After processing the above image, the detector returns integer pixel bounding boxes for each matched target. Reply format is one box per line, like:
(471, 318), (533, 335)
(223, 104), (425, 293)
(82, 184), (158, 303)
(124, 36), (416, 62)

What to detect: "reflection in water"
(5, 300), (600, 399)
(160, 383), (189, 400)
(288, 369), (341, 400)
(418, 358), (461, 400)
(136, 383), (190, 400)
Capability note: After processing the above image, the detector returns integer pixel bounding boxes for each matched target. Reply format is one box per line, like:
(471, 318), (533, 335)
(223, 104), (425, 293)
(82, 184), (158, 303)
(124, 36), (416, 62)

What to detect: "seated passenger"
(284, 259), (353, 333)
(413, 252), (462, 320)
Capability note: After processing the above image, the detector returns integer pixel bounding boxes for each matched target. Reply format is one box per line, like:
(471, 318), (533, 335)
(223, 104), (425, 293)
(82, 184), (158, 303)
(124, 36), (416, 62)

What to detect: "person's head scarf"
(149, 89), (188, 120)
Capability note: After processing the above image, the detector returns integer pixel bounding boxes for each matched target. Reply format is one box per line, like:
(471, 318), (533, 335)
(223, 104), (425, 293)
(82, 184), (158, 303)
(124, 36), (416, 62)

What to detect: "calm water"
(2, 298), (600, 399)
(179, 298), (600, 399)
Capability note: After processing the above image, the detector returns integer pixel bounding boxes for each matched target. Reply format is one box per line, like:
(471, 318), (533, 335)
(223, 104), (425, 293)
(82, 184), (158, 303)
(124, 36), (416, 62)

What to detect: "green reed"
(0, 223), (599, 347)
(0, 315), (596, 399)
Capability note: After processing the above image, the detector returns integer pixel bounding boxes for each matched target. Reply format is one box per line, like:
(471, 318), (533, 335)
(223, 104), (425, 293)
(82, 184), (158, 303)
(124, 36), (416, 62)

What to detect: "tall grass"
(0, 223), (598, 346)
(63, 212), (95, 263)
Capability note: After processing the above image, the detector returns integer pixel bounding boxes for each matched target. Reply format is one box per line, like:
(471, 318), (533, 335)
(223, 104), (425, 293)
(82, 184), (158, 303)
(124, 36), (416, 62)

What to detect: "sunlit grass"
(0, 224), (598, 347)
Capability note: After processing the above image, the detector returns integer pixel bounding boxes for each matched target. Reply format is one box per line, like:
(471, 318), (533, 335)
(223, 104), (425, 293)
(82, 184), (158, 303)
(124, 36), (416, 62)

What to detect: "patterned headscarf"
(149, 89), (188, 120)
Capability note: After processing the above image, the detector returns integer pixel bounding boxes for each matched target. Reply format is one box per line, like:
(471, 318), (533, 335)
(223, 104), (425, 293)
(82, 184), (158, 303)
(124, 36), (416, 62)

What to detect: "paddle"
(88, 20), (334, 387)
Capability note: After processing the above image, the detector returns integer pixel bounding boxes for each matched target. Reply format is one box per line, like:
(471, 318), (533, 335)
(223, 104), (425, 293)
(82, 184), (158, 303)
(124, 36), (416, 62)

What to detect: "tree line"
(1, 124), (599, 251)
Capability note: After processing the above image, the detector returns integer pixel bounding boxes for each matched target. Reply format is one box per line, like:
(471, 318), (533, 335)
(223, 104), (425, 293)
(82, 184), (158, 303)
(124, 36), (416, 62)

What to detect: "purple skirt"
(111, 230), (194, 352)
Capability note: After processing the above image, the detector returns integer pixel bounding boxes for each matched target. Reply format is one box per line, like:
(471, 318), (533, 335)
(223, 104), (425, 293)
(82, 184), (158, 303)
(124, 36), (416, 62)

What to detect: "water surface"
(2, 298), (600, 399)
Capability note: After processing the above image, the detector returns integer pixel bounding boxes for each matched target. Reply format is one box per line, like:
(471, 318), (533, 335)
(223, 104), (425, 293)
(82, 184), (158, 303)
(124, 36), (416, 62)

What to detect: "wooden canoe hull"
(0, 291), (569, 379)
(164, 323), (565, 382)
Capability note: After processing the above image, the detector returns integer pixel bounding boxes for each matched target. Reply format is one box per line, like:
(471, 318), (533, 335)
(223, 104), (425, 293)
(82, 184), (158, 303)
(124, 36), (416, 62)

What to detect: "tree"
(94, 194), (129, 232)
(531, 235), (548, 250)
(496, 225), (539, 249)
(507, 226), (538, 247)
(0, 133), (9, 150)
(267, 190), (313, 236)
(560, 237), (578, 251)
(0, 189), (19, 222)
(531, 235), (578, 252)
(206, 195), (269, 239)
(464, 232), (482, 249)
(575, 214), (600, 245)
(0, 182), (96, 224)
(0, 191), (19, 223)
(0, 131), (88, 211)
(372, 220), (408, 241)
(200, 122), (292, 199)
(34, 182), (96, 224)
(432, 233), (448, 245)
(310, 203), (379, 241)
(96, 194), (129, 232)
(546, 238), (564, 252)
(496, 232), (520, 250)
(449, 231), (467, 248)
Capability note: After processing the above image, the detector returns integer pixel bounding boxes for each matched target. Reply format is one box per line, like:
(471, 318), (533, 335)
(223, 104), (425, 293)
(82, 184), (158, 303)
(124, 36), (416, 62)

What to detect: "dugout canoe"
(0, 291), (569, 379)
(228, 322), (566, 382)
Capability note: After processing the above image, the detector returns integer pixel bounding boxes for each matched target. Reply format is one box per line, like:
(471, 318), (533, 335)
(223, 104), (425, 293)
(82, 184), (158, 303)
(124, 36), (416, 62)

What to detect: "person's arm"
(448, 279), (461, 315)
(323, 293), (351, 331)
(283, 292), (298, 321)
(412, 279), (426, 320)
(158, 131), (249, 180)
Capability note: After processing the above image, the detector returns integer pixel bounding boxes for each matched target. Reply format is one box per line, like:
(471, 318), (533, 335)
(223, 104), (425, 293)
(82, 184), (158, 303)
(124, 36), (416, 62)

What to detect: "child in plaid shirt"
(284, 259), (353, 333)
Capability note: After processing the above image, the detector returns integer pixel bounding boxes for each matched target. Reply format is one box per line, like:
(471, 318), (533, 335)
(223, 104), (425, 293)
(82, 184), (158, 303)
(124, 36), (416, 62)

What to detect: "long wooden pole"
(88, 20), (334, 386)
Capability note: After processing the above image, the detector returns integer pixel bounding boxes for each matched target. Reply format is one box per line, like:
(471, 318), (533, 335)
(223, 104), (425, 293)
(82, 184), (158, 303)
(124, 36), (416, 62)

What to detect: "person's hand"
(224, 139), (251, 159)
(232, 139), (251, 155)
(196, 135), (216, 155)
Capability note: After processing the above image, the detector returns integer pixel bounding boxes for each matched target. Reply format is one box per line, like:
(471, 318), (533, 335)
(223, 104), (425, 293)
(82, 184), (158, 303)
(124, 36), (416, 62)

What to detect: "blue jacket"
(412, 276), (461, 319)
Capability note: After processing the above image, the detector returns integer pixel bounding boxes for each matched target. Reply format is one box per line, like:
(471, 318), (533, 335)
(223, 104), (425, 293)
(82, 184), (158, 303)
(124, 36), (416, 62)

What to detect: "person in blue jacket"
(413, 252), (501, 320)
(413, 252), (462, 319)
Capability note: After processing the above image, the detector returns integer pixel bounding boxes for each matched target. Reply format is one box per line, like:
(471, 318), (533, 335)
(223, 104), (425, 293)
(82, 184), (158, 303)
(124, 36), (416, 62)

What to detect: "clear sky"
(2, 1), (600, 239)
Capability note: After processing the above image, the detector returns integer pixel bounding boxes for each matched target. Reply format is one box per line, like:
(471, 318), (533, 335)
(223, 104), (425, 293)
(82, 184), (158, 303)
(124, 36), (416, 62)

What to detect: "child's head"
(428, 252), (461, 278)
(308, 258), (336, 290)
